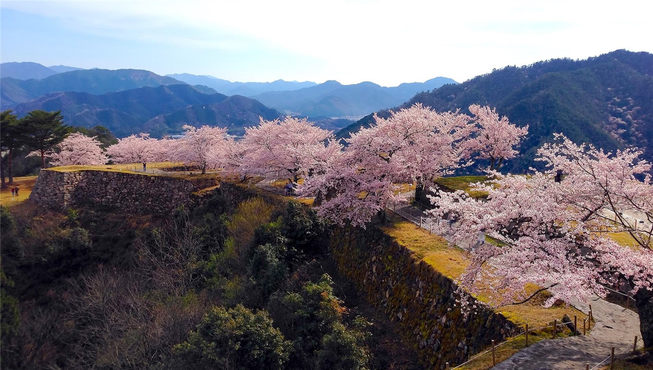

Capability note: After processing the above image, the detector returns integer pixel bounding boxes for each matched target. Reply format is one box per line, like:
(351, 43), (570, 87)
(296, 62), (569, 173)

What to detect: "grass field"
(0, 176), (38, 207)
(434, 175), (489, 198)
(48, 162), (182, 174)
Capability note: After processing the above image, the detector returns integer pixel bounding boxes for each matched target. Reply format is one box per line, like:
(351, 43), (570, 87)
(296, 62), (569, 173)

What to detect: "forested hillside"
(1, 186), (417, 369)
(10, 85), (282, 137)
(339, 50), (653, 172)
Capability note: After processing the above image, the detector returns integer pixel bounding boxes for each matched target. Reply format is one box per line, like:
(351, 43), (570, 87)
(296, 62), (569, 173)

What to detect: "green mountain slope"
(338, 50), (653, 172)
(11, 85), (232, 137)
(142, 95), (282, 137)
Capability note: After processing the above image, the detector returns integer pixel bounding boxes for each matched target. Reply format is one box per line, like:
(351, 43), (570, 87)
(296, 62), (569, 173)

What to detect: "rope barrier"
(588, 354), (611, 370)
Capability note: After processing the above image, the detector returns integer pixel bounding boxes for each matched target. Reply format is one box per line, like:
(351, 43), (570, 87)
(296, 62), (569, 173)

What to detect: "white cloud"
(3, 0), (652, 84)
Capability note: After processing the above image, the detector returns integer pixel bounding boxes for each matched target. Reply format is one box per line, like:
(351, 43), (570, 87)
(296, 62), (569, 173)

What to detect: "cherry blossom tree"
(304, 104), (475, 227)
(239, 117), (337, 183)
(463, 105), (528, 170)
(107, 133), (162, 171)
(428, 134), (653, 349)
(173, 125), (233, 174)
(44, 132), (107, 166)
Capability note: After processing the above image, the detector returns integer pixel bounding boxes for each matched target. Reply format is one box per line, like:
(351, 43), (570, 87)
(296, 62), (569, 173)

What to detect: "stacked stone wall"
(29, 170), (216, 215)
(330, 227), (517, 369)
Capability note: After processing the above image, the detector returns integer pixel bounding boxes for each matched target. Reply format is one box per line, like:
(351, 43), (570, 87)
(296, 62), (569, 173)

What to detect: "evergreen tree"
(21, 110), (70, 168)
(0, 110), (25, 186)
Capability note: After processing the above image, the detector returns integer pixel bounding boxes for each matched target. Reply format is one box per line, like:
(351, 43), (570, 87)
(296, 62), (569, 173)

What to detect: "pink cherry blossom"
(172, 125), (233, 174)
(238, 116), (336, 182)
(304, 104), (475, 227)
(462, 105), (528, 170)
(427, 134), (653, 342)
(45, 132), (107, 166)
(107, 133), (162, 170)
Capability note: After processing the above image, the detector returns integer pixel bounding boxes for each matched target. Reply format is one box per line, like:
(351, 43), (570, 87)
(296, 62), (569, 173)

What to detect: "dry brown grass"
(227, 197), (277, 254)
(49, 162), (182, 173)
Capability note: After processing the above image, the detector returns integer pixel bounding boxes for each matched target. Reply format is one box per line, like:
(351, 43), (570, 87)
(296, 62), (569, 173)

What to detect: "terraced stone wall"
(29, 169), (217, 215)
(330, 226), (518, 369)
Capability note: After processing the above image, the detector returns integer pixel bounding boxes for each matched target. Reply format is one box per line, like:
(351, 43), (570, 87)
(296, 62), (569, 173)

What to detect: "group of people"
(9, 186), (20, 197)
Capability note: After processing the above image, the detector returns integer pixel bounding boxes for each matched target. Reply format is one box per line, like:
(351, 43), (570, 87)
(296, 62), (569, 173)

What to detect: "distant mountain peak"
(1, 61), (58, 80)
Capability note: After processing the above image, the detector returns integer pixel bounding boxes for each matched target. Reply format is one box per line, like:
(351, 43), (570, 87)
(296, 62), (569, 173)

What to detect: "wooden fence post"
(583, 318), (586, 335)
(574, 315), (577, 335)
(633, 336), (638, 353)
(610, 347), (615, 369)
(491, 340), (496, 366)
(553, 319), (557, 338)
(525, 324), (529, 346)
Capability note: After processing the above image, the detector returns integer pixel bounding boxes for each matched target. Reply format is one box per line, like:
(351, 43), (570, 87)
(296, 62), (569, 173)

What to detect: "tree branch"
(507, 283), (559, 306)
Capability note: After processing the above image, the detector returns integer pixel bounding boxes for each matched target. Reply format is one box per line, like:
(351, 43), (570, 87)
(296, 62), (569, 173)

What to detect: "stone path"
(388, 200), (644, 370)
(492, 296), (642, 369)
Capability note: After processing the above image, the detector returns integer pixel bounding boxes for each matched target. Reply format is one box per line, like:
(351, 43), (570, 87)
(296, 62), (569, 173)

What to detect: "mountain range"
(253, 77), (457, 118)
(169, 73), (457, 118)
(5, 51), (650, 167)
(1, 62), (455, 135)
(167, 73), (317, 97)
(10, 84), (281, 137)
(1, 68), (192, 108)
(0, 62), (82, 80)
(338, 50), (653, 172)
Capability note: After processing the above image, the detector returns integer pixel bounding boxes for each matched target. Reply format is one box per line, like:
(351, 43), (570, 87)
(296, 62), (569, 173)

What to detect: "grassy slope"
(0, 176), (37, 207)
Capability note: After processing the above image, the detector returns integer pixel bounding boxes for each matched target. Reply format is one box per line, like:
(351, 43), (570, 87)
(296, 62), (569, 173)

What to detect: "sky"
(1, 0), (652, 86)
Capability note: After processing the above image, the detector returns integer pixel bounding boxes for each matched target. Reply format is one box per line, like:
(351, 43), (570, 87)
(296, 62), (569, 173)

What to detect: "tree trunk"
(635, 288), (653, 352)
(8, 148), (14, 184)
(497, 157), (504, 170)
(1, 155), (5, 188)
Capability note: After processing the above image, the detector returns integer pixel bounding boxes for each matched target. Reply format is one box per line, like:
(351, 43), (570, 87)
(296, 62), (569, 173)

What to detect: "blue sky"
(2, 0), (652, 86)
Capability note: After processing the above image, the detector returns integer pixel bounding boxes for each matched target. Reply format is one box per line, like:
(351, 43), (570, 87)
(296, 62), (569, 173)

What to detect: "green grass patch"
(435, 175), (489, 199)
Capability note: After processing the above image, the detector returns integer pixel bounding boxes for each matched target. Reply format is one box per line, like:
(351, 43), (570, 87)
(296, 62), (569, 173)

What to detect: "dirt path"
(493, 296), (642, 369)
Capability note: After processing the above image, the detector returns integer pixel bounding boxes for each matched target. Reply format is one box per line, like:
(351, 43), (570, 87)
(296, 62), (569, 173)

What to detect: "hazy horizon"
(2, 1), (653, 86)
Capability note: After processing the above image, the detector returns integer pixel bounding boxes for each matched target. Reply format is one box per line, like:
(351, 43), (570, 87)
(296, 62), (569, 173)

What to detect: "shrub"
(316, 322), (370, 370)
(247, 243), (288, 307)
(268, 274), (348, 368)
(174, 304), (291, 369)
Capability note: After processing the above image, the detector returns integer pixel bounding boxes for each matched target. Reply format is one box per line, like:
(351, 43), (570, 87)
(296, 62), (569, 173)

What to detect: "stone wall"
(330, 226), (518, 369)
(29, 169), (218, 215)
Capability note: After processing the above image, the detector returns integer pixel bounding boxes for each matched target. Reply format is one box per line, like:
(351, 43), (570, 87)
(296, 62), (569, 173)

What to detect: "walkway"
(493, 297), (642, 369)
